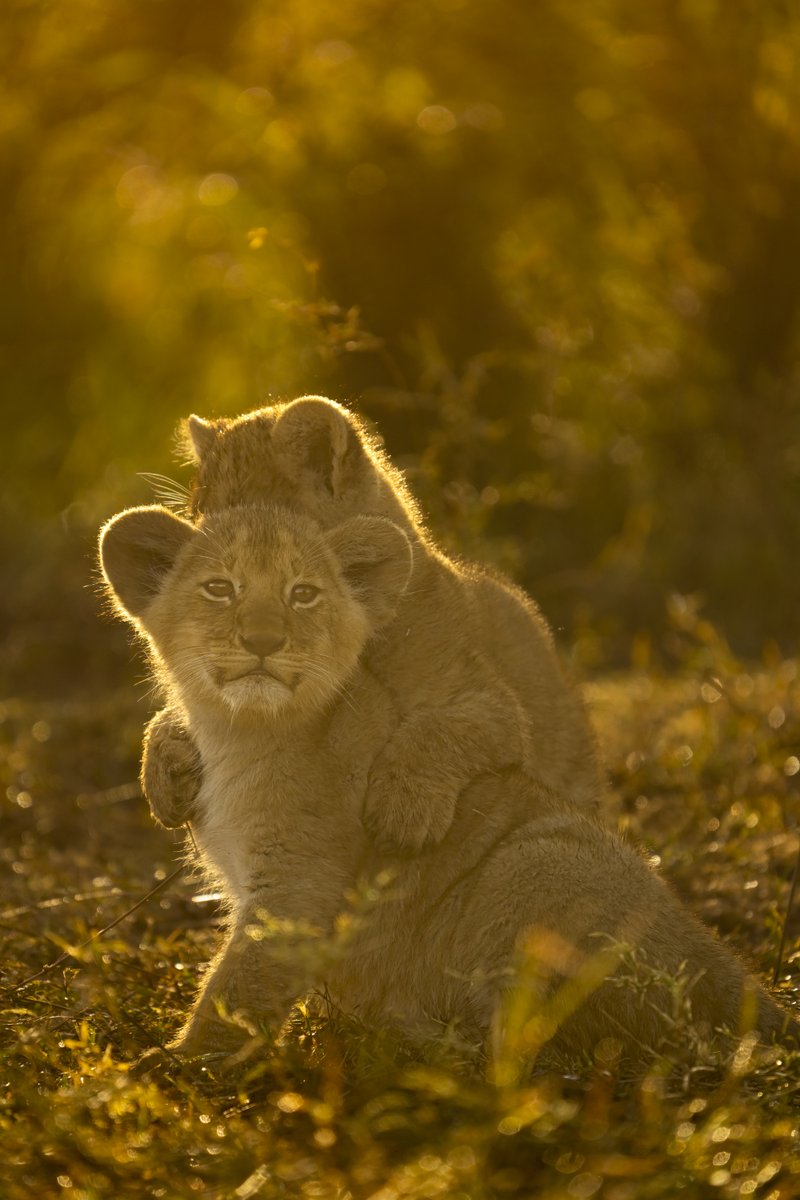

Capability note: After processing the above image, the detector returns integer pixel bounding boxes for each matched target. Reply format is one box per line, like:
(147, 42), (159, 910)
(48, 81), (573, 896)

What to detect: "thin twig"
(1, 888), (128, 920)
(773, 836), (800, 986)
(13, 864), (185, 990)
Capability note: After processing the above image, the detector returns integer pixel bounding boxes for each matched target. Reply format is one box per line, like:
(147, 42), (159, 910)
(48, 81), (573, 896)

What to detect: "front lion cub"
(143, 396), (603, 850)
(101, 502), (797, 1063)
(101, 501), (411, 1052)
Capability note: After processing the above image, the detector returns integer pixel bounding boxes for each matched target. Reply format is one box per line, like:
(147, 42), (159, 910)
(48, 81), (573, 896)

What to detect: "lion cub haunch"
(143, 396), (603, 848)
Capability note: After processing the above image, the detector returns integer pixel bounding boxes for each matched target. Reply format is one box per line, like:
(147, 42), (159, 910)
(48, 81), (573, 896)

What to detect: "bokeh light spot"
(417, 105), (457, 135)
(464, 102), (504, 131)
(198, 173), (239, 206)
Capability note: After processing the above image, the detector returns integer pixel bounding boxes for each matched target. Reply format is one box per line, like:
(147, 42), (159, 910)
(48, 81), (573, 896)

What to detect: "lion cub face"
(100, 504), (412, 722)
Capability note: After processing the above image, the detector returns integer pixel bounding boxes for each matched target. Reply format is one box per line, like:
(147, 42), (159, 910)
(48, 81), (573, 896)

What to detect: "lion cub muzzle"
(235, 599), (288, 661)
(237, 630), (287, 659)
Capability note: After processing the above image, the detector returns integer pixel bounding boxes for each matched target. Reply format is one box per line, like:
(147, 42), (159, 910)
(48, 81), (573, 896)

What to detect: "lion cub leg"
(365, 682), (527, 852)
(141, 707), (202, 828)
(461, 814), (798, 1064)
(171, 903), (305, 1058)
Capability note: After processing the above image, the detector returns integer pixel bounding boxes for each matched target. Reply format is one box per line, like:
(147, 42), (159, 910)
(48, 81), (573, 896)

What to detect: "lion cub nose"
(238, 631), (287, 659)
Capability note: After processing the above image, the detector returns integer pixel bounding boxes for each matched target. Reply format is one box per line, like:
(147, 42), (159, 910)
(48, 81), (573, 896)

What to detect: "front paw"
(364, 758), (458, 852)
(150, 752), (200, 828)
(129, 1044), (184, 1079)
(141, 716), (202, 828)
(169, 1011), (255, 1060)
(130, 1041), (241, 1079)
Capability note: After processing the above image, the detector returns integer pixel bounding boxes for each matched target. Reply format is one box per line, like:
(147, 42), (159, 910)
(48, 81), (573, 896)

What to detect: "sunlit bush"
(4, 0), (800, 657)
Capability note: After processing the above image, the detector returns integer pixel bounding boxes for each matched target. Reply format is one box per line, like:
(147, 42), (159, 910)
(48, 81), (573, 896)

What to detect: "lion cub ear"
(272, 396), (364, 497)
(326, 517), (413, 629)
(99, 506), (196, 620)
(184, 414), (222, 462)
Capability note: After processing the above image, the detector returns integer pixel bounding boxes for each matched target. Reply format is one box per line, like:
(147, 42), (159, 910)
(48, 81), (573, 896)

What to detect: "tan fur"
(100, 503), (796, 1063)
(143, 396), (602, 848)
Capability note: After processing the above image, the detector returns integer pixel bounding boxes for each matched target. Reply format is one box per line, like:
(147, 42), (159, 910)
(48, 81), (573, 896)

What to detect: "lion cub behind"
(101, 501), (796, 1063)
(143, 396), (603, 849)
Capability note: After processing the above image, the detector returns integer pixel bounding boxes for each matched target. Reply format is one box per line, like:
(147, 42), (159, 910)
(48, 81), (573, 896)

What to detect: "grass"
(2, 605), (799, 1199)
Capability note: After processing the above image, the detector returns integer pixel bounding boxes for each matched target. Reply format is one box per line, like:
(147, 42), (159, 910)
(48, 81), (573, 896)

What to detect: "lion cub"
(101, 502), (796, 1062)
(143, 396), (602, 849)
(101, 501), (410, 1051)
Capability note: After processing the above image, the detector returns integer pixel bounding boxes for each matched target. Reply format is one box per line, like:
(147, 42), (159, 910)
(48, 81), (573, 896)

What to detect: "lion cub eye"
(290, 583), (321, 608)
(201, 578), (235, 601)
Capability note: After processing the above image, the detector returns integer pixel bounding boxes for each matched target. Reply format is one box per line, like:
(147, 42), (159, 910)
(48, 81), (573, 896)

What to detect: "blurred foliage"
(2, 616), (799, 1198)
(3, 0), (800, 670)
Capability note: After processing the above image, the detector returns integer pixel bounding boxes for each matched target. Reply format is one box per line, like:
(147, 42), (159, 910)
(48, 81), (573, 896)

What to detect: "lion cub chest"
(192, 733), (366, 911)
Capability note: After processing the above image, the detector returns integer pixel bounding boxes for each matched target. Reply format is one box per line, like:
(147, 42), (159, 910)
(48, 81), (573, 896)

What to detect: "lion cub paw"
(130, 1042), (241, 1079)
(364, 760), (458, 852)
(141, 709), (202, 828)
(129, 1045), (184, 1079)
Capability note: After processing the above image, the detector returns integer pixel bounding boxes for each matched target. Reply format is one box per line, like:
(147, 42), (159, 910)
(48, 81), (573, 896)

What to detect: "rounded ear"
(272, 396), (364, 497)
(99, 506), (196, 619)
(185, 414), (221, 462)
(326, 517), (413, 629)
